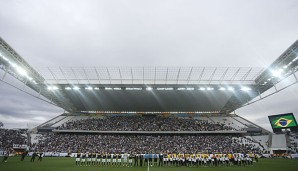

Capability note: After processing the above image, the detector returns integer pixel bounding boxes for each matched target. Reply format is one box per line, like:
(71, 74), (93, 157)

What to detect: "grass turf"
(0, 157), (298, 171)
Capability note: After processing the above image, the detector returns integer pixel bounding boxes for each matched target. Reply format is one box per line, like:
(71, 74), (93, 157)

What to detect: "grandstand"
(1, 36), (298, 159)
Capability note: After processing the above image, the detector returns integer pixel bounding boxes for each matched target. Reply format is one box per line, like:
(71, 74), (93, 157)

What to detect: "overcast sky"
(0, 0), (298, 131)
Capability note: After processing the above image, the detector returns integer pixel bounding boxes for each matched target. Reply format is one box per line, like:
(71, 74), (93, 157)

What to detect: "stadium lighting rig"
(47, 86), (59, 90)
(126, 87), (142, 90)
(65, 87), (72, 90)
(47, 85), (255, 92)
(258, 50), (298, 86)
(271, 68), (284, 78)
(227, 87), (234, 91)
(73, 86), (80, 90)
(219, 87), (226, 91)
(0, 52), (37, 84)
(240, 86), (252, 91)
(80, 110), (221, 114)
(259, 67), (292, 85)
(199, 87), (205, 91)
(156, 87), (173, 90)
(85, 86), (93, 90)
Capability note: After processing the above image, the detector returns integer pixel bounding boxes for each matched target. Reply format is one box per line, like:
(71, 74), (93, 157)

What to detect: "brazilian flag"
(271, 115), (297, 128)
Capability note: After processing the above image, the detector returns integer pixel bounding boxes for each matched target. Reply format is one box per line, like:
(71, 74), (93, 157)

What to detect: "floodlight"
(16, 67), (27, 76)
(10, 62), (17, 68)
(94, 87), (100, 90)
(219, 87), (226, 91)
(177, 88), (186, 90)
(85, 86), (93, 90)
(240, 86), (251, 91)
(47, 86), (59, 90)
(146, 87), (153, 91)
(271, 69), (283, 78)
(1, 55), (8, 61)
(199, 87), (205, 91)
(186, 88), (194, 91)
(73, 86), (80, 90)
(105, 87), (113, 90)
(113, 87), (121, 90)
(165, 88), (173, 90)
(207, 87), (214, 91)
(126, 87), (142, 90)
(227, 87), (234, 91)
(65, 87), (72, 90)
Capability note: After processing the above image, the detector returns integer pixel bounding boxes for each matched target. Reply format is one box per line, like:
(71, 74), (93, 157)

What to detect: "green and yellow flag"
(271, 115), (297, 128)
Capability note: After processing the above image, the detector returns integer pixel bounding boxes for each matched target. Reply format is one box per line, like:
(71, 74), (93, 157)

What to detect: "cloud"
(0, 80), (63, 128)
(1, 0), (298, 67)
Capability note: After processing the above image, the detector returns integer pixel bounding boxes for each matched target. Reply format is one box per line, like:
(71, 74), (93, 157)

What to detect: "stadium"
(1, 1), (298, 171)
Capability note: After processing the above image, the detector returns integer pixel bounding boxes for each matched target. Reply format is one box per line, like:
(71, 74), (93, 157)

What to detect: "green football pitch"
(0, 157), (298, 171)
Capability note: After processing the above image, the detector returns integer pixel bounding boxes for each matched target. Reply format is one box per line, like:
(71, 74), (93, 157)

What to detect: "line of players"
(163, 153), (256, 167)
(74, 152), (258, 167)
(75, 152), (133, 167)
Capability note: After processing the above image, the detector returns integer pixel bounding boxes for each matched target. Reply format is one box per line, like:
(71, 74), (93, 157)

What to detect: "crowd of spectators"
(33, 133), (262, 154)
(57, 116), (235, 131)
(0, 128), (27, 149)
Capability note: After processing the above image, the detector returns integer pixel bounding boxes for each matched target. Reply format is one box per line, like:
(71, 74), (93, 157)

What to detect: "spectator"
(57, 116), (234, 131)
(33, 133), (262, 154)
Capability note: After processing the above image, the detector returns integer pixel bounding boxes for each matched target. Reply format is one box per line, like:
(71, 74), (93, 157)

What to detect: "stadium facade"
(1, 37), (298, 156)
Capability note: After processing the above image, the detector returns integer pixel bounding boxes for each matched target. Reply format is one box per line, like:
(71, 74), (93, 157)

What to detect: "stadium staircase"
(38, 115), (67, 127)
(232, 117), (248, 128)
(206, 116), (215, 123)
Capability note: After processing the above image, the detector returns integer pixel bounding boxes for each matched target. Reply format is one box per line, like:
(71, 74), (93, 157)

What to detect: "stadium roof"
(37, 66), (263, 85)
(1, 37), (298, 114)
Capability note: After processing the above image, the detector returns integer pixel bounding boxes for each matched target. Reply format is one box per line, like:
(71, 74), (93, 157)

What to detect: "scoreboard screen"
(268, 113), (298, 133)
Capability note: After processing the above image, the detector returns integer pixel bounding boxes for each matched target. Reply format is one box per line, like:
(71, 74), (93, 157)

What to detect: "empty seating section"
(250, 135), (269, 150)
(208, 117), (247, 130)
(234, 116), (259, 128)
(232, 136), (266, 152)
(271, 134), (287, 149)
